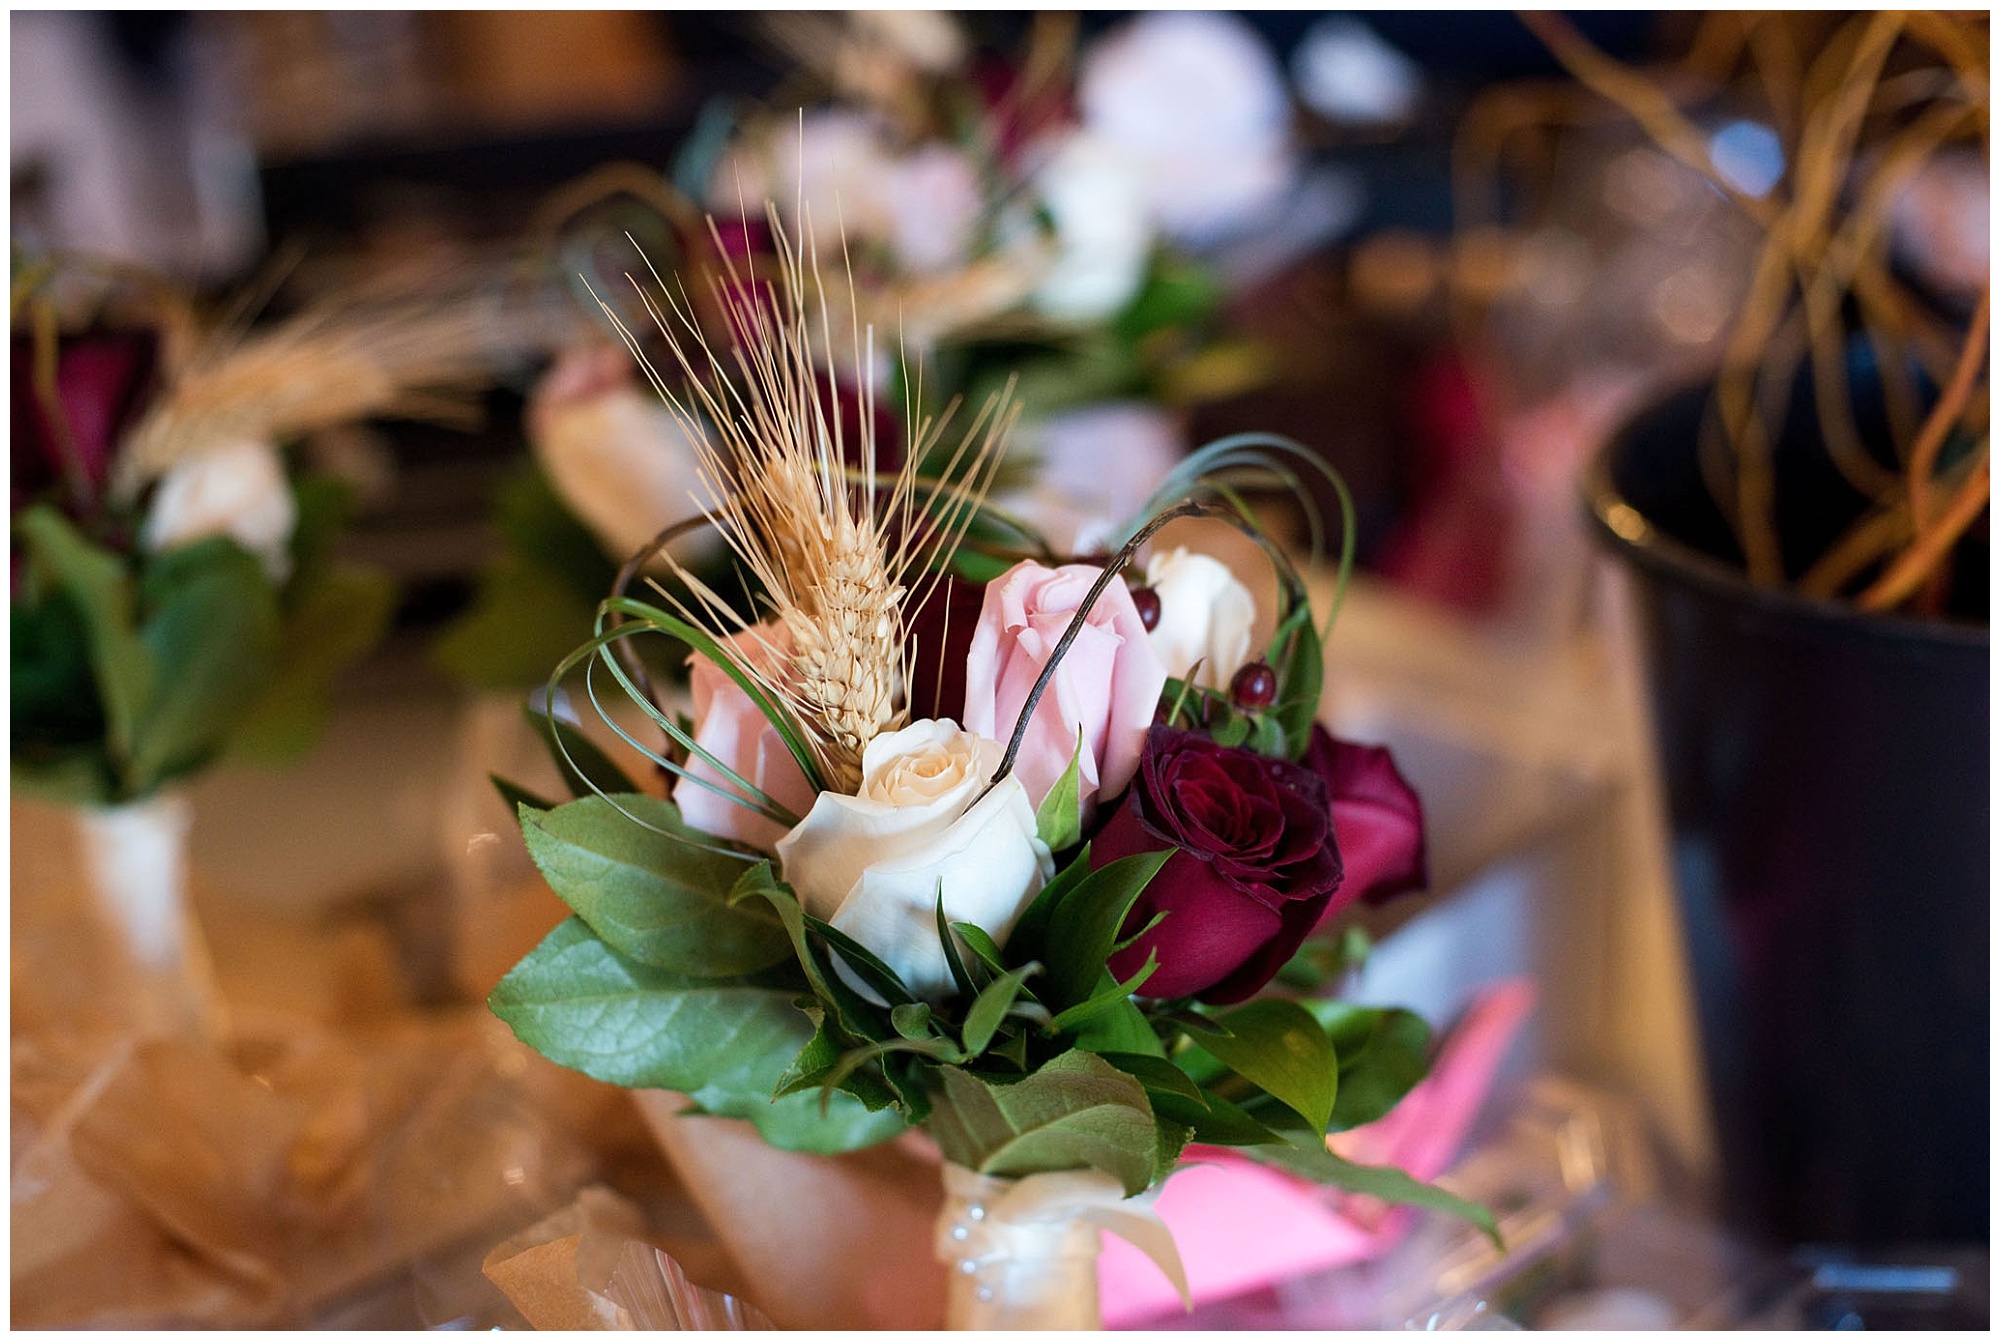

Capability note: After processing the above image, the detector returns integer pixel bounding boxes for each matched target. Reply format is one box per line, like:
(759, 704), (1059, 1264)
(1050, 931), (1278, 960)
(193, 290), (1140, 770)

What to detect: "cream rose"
(775, 720), (1053, 1000)
(139, 437), (297, 582)
(1145, 547), (1256, 690)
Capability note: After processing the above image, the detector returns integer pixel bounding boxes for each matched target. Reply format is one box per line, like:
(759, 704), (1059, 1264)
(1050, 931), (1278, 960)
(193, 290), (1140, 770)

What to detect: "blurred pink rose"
(962, 560), (1167, 823)
(678, 623), (816, 850)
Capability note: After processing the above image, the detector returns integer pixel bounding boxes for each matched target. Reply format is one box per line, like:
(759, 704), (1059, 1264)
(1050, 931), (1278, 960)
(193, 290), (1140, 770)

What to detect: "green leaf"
(1269, 605), (1324, 762)
(730, 865), (892, 1042)
(1245, 1133), (1500, 1246)
(1310, 1002), (1433, 1131)
(1148, 1088), (1285, 1147)
(936, 890), (980, 998)
(1006, 842), (1093, 961)
(526, 702), (642, 800)
(807, 914), (919, 1007)
(1210, 712), (1250, 749)
(1190, 999), (1339, 1132)
(493, 774), (559, 815)
(488, 916), (903, 1153)
(1097, 1052), (1208, 1104)
(950, 921), (1010, 977)
(1034, 730), (1085, 851)
(928, 1050), (1162, 1196)
(1070, 993), (1165, 1057)
(962, 964), (1039, 1056)
(520, 793), (788, 976)
(130, 538), (282, 791)
(890, 1002), (935, 1041)
(15, 506), (151, 775)
(1041, 850), (1174, 1010)
(230, 564), (394, 761)
(1046, 953), (1158, 1034)
(281, 476), (354, 601)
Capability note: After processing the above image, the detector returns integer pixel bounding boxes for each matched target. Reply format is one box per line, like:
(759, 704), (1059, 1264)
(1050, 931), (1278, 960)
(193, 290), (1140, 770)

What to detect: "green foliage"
(1034, 731), (1085, 852)
(11, 490), (379, 804)
(520, 793), (789, 977)
(1245, 1131), (1501, 1245)
(929, 1050), (1163, 1195)
(489, 917), (902, 1153)
(1308, 1001), (1433, 1131)
(231, 566), (394, 761)
(1189, 999), (1340, 1132)
(1037, 850), (1174, 1011)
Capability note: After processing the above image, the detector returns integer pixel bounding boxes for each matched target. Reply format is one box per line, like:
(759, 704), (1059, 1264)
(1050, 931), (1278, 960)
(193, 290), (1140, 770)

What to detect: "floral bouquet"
(486, 221), (1492, 1328)
(11, 253), (491, 1035)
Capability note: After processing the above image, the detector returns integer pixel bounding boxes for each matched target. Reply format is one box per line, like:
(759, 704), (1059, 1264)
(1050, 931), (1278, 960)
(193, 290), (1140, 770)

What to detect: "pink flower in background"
(962, 560), (1167, 821)
(678, 623), (816, 851)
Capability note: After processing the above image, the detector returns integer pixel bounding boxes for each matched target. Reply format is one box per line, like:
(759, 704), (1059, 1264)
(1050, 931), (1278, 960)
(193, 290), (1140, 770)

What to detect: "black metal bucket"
(1584, 384), (1989, 1247)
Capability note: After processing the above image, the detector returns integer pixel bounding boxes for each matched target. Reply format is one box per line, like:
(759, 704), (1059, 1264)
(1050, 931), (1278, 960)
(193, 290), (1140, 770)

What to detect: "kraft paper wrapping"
(481, 1185), (772, 1329)
(633, 1089), (950, 1329)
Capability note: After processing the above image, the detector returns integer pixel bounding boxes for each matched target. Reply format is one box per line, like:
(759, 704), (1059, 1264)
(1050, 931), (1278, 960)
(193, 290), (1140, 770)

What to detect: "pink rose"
(962, 561), (1168, 822)
(677, 623), (816, 850)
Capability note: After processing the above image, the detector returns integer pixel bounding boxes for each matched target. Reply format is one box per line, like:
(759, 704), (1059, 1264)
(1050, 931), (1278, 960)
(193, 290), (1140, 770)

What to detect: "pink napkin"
(1099, 979), (1536, 1327)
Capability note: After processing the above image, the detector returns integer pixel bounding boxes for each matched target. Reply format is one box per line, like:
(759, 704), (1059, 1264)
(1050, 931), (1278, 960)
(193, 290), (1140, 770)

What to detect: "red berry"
(1231, 661), (1278, 709)
(1130, 585), (1161, 632)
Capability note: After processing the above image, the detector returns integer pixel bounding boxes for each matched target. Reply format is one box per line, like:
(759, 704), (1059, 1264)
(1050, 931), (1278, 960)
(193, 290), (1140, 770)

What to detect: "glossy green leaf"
(1046, 952), (1158, 1034)
(1034, 731), (1085, 851)
(1245, 1132), (1500, 1245)
(1309, 1001), (1433, 1130)
(1041, 849), (1173, 1010)
(962, 963), (1039, 1056)
(1069, 991), (1165, 1057)
(1147, 1088), (1285, 1147)
(929, 1050), (1161, 1196)
(950, 921), (1010, 976)
(1097, 1052), (1207, 1104)
(1190, 998), (1339, 1132)
(521, 793), (787, 976)
(488, 916), (902, 1152)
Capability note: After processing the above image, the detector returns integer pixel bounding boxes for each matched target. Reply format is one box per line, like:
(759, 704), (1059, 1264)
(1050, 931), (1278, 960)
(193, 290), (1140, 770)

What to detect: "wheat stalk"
(589, 207), (1016, 793)
(111, 298), (500, 501)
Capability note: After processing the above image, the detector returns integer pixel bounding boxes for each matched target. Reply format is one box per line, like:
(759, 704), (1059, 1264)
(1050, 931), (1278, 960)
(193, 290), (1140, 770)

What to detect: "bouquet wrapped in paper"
(11, 252), (490, 1035)
(486, 218), (1494, 1328)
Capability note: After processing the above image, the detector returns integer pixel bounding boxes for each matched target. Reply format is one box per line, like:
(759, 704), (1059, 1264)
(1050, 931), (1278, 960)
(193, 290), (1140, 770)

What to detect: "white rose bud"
(776, 719), (1053, 1001)
(139, 437), (297, 582)
(529, 346), (714, 567)
(1145, 547), (1256, 690)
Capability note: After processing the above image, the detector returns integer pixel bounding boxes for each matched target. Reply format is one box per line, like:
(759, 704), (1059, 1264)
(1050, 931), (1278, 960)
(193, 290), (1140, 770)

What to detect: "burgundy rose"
(1099, 726), (1343, 1004)
(904, 571), (989, 726)
(11, 329), (158, 508)
(1302, 726), (1427, 910)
